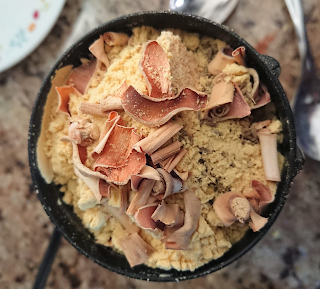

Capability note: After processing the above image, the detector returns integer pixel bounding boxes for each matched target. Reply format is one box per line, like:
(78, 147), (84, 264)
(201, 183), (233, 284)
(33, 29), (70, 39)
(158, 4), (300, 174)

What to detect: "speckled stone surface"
(0, 0), (320, 288)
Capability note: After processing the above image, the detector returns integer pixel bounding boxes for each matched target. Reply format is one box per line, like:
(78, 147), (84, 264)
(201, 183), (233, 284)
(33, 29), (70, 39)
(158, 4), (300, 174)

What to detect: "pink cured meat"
(122, 86), (207, 127)
(67, 58), (97, 94)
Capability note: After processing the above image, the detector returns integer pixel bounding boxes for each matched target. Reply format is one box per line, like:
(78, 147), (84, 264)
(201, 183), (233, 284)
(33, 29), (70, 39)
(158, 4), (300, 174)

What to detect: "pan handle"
(259, 55), (281, 78)
(32, 227), (62, 289)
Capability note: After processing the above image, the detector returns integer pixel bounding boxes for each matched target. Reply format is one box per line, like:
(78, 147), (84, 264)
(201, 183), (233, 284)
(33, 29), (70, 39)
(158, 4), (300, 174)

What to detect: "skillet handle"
(259, 55), (281, 78)
(33, 227), (62, 289)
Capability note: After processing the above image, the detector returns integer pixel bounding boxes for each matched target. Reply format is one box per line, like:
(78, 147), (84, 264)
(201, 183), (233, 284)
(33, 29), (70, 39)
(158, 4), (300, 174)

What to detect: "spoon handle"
(284, 0), (308, 60)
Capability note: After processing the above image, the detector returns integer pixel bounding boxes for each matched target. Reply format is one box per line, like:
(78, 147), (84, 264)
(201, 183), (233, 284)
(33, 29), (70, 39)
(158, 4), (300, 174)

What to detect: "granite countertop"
(0, 0), (320, 288)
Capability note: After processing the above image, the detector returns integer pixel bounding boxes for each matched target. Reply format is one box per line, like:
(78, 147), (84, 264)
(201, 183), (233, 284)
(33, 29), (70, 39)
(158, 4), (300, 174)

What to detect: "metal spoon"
(285, 0), (320, 161)
(169, 0), (239, 23)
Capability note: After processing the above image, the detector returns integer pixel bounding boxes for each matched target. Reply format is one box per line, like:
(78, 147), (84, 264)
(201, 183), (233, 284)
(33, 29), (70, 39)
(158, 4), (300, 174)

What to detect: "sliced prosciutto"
(139, 40), (172, 101)
(151, 201), (184, 227)
(103, 32), (129, 46)
(160, 148), (187, 173)
(122, 85), (207, 127)
(150, 141), (182, 165)
(165, 190), (201, 250)
(257, 129), (281, 182)
(99, 179), (111, 198)
(134, 203), (159, 232)
(252, 84), (271, 109)
(67, 58), (97, 94)
(127, 179), (156, 215)
(61, 137), (114, 202)
(231, 46), (246, 66)
(151, 168), (182, 200)
(96, 150), (146, 185)
(131, 165), (161, 191)
(206, 83), (251, 121)
(249, 209), (268, 232)
(92, 111), (124, 155)
(119, 232), (155, 267)
(213, 191), (251, 226)
(55, 86), (80, 115)
(89, 35), (110, 67)
(133, 122), (183, 155)
(91, 112), (146, 185)
(94, 126), (141, 168)
(208, 47), (236, 75)
(242, 180), (274, 213)
(204, 82), (234, 118)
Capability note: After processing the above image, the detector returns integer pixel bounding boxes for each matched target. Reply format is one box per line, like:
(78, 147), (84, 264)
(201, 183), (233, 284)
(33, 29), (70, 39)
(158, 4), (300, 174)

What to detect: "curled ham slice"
(55, 86), (80, 115)
(61, 137), (112, 202)
(92, 112), (146, 185)
(68, 119), (99, 146)
(242, 180), (274, 213)
(151, 168), (182, 200)
(249, 209), (268, 232)
(67, 58), (97, 94)
(103, 32), (129, 46)
(89, 35), (110, 68)
(134, 203), (159, 232)
(96, 150), (146, 185)
(151, 201), (184, 227)
(120, 183), (130, 213)
(94, 126), (141, 169)
(99, 179), (111, 198)
(131, 166), (160, 191)
(257, 130), (281, 182)
(213, 191), (251, 226)
(99, 96), (123, 111)
(150, 141), (182, 165)
(103, 202), (139, 234)
(119, 232), (155, 267)
(205, 82), (234, 118)
(247, 68), (260, 100)
(232, 46), (246, 66)
(252, 84), (271, 109)
(92, 111), (123, 155)
(208, 47), (236, 75)
(77, 145), (87, 164)
(133, 122), (183, 155)
(78, 103), (108, 117)
(165, 190), (201, 250)
(208, 46), (246, 76)
(246, 68), (271, 109)
(206, 83), (251, 121)
(139, 40), (172, 101)
(79, 82), (127, 116)
(161, 148), (187, 173)
(74, 166), (101, 202)
(127, 179), (156, 215)
(122, 86), (207, 127)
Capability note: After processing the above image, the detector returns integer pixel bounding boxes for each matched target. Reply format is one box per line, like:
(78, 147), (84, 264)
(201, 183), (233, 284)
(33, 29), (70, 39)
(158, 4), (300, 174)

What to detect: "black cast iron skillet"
(28, 11), (304, 283)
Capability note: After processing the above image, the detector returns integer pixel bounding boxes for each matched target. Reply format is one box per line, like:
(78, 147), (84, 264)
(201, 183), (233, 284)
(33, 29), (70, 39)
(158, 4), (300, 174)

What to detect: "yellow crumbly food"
(43, 26), (283, 271)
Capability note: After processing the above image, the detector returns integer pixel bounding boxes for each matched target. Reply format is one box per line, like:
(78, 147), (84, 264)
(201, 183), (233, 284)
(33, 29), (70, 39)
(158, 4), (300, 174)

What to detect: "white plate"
(0, 0), (65, 73)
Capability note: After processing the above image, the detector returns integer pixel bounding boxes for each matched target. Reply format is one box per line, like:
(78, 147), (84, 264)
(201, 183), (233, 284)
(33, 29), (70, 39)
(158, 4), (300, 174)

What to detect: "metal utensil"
(32, 227), (62, 289)
(285, 0), (320, 160)
(169, 0), (239, 23)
